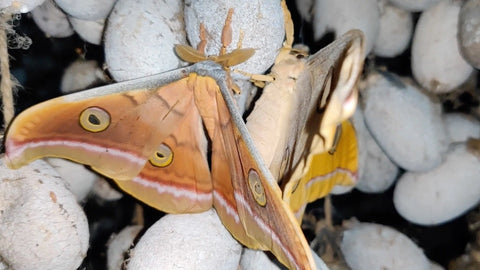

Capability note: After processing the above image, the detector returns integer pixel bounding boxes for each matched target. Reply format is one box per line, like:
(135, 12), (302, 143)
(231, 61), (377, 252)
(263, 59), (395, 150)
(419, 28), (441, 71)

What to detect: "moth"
(246, 21), (365, 221)
(4, 4), (365, 270)
(4, 62), (316, 269)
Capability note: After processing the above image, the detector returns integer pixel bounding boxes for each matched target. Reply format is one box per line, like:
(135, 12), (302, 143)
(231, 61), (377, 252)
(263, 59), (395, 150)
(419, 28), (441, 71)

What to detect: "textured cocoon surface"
(313, 0), (379, 56)
(352, 107), (398, 193)
(127, 209), (242, 270)
(362, 72), (448, 172)
(388, 0), (442, 12)
(444, 113), (480, 143)
(45, 158), (97, 202)
(394, 144), (480, 225)
(411, 0), (474, 93)
(184, 0), (284, 75)
(0, 158), (89, 270)
(107, 225), (143, 270)
(69, 16), (104, 45)
(340, 223), (430, 270)
(240, 249), (281, 270)
(31, 0), (74, 38)
(458, 0), (480, 69)
(54, 0), (116, 20)
(373, 0), (413, 57)
(60, 59), (107, 94)
(0, 0), (45, 12)
(104, 0), (186, 81)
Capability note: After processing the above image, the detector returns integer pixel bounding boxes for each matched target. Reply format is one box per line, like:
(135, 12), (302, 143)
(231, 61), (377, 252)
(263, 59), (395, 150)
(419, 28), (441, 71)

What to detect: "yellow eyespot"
(79, 107), (111, 133)
(248, 169), (266, 206)
(149, 143), (173, 168)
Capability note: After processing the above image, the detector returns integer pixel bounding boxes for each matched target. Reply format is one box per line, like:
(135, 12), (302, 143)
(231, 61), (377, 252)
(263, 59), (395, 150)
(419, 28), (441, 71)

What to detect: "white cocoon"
(54, 0), (116, 20)
(362, 72), (448, 172)
(374, 0), (413, 58)
(91, 177), (123, 201)
(60, 59), (107, 93)
(69, 16), (104, 45)
(352, 107), (398, 193)
(0, 0), (45, 12)
(394, 143), (480, 225)
(340, 223), (430, 270)
(458, 0), (480, 69)
(444, 113), (480, 143)
(184, 0), (284, 75)
(239, 247), (329, 270)
(45, 158), (97, 202)
(313, 0), (379, 56)
(0, 158), (89, 270)
(388, 0), (442, 12)
(240, 249), (281, 270)
(31, 0), (74, 38)
(411, 0), (474, 93)
(107, 225), (143, 270)
(295, 0), (314, 22)
(127, 209), (242, 270)
(104, 0), (186, 81)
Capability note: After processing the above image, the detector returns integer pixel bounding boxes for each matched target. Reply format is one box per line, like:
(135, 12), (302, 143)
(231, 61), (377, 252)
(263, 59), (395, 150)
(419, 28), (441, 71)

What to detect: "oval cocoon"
(458, 0), (480, 69)
(341, 223), (430, 270)
(313, 0), (379, 56)
(60, 59), (107, 94)
(107, 225), (143, 270)
(104, 0), (186, 81)
(374, 1), (413, 58)
(444, 113), (480, 144)
(362, 72), (448, 172)
(31, 0), (74, 38)
(184, 0), (284, 74)
(54, 0), (116, 20)
(411, 0), (473, 93)
(0, 0), (45, 13)
(394, 143), (480, 225)
(69, 17), (104, 45)
(352, 107), (399, 193)
(127, 210), (242, 269)
(0, 158), (89, 270)
(388, 0), (441, 12)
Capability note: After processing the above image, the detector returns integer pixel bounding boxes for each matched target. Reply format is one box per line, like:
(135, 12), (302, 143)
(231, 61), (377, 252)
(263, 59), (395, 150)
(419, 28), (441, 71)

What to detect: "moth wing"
(115, 76), (213, 213)
(284, 120), (358, 221)
(195, 75), (316, 270)
(5, 78), (195, 179)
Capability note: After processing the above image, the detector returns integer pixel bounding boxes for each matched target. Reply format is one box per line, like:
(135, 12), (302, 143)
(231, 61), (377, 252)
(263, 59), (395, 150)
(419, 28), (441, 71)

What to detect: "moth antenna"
(197, 23), (207, 54)
(237, 29), (245, 50)
(220, 8), (234, 56)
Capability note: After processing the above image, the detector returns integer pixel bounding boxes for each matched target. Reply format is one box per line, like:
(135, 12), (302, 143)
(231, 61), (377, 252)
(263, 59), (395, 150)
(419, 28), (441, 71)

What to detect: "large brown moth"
(4, 61), (317, 269)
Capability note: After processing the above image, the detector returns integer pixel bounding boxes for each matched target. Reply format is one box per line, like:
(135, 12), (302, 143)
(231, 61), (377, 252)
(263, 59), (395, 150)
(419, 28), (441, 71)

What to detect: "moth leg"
(234, 69), (274, 88)
(281, 0), (294, 50)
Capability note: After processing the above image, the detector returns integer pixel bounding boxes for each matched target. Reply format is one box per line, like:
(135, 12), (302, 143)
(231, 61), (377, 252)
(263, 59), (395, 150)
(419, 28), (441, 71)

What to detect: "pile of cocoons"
(1, 0), (480, 269)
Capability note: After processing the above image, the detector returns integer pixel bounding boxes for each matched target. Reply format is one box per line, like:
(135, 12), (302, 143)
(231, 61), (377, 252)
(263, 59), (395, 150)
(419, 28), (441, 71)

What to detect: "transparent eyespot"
(79, 107), (111, 133)
(149, 143), (173, 168)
